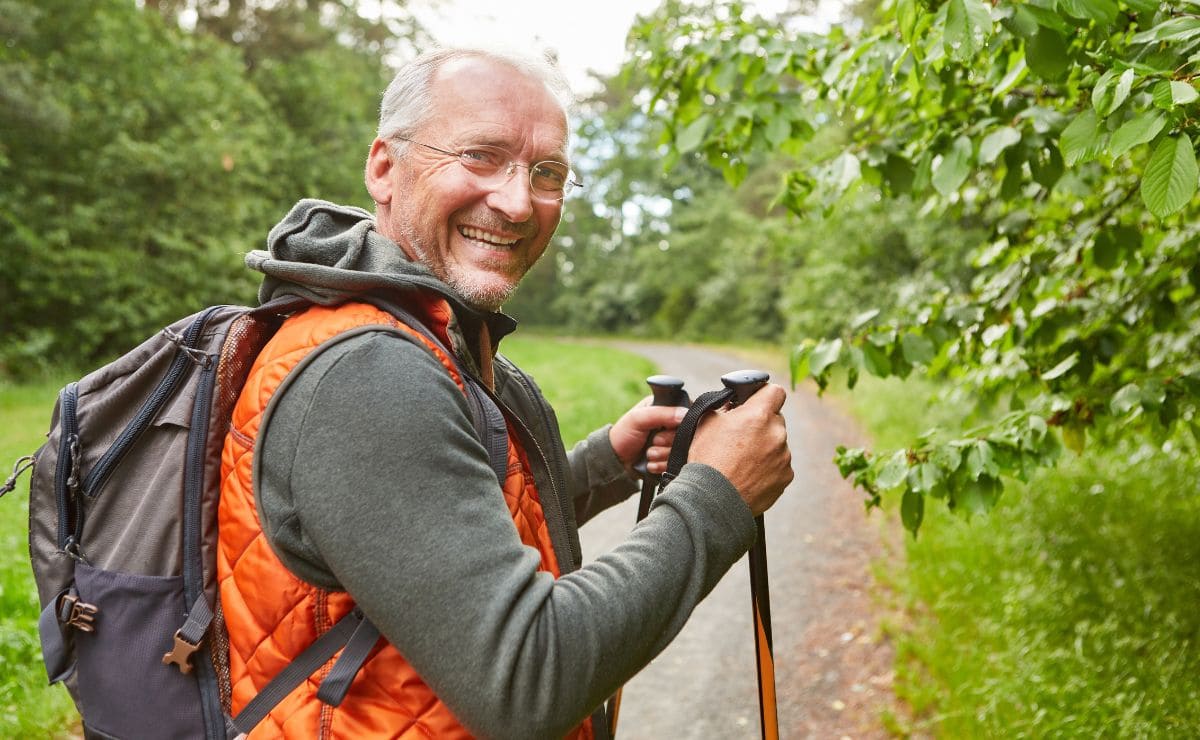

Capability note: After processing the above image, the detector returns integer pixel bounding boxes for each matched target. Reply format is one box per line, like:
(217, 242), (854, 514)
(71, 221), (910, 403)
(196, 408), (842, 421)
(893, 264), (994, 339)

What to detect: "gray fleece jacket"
(249, 199), (757, 739)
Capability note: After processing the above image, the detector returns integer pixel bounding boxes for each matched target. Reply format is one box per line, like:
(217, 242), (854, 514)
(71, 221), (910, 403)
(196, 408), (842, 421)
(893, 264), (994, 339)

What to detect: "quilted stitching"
(218, 301), (588, 738)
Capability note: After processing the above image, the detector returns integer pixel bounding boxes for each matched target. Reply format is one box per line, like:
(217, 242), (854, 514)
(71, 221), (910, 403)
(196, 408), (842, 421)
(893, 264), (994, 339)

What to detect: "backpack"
(3, 294), (508, 739)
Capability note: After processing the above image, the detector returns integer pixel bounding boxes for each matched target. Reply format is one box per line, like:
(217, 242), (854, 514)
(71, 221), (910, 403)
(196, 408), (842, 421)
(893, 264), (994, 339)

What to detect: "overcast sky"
(410, 0), (830, 96)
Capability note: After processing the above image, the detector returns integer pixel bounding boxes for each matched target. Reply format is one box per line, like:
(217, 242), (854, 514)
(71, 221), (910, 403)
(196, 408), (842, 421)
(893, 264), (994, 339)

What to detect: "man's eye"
(531, 163), (567, 188)
(460, 148), (506, 170)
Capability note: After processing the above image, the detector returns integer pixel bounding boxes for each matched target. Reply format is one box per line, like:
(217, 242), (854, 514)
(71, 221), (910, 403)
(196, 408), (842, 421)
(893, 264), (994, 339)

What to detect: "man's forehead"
(426, 58), (569, 156)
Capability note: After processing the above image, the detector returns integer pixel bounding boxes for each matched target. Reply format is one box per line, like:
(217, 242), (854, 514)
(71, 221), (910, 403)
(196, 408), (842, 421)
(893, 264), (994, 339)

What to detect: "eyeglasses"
(391, 135), (583, 201)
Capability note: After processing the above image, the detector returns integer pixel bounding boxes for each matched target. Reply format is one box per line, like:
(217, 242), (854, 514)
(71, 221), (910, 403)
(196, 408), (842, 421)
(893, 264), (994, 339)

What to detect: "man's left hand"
(609, 398), (688, 477)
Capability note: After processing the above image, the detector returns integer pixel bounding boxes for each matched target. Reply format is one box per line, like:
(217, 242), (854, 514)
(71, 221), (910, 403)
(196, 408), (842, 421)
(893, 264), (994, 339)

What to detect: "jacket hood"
(246, 198), (517, 345)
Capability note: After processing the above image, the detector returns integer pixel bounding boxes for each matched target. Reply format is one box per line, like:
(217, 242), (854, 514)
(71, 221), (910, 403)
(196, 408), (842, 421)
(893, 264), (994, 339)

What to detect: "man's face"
(371, 57), (569, 311)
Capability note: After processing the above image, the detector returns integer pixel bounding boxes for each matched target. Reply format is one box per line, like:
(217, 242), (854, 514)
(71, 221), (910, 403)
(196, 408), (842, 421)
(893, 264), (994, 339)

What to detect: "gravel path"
(581, 341), (902, 739)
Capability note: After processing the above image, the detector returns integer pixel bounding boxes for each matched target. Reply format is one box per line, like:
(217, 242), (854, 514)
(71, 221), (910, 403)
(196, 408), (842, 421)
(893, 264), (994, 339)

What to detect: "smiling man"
(217, 47), (793, 739)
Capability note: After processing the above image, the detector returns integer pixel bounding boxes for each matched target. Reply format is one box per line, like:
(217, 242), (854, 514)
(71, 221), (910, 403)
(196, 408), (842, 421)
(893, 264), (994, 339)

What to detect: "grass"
(841, 376), (1200, 737)
(0, 339), (654, 737)
(0, 374), (78, 738)
(500, 335), (658, 446)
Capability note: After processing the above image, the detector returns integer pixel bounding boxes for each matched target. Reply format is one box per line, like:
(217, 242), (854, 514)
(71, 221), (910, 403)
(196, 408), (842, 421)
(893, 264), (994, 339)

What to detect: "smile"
(459, 226), (520, 248)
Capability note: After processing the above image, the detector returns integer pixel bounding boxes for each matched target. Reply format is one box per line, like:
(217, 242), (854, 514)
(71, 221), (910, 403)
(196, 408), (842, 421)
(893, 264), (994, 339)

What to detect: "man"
(217, 46), (793, 739)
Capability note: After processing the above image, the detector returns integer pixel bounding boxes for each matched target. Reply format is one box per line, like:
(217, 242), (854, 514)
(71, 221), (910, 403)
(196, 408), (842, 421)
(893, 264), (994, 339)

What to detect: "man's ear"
(365, 138), (394, 205)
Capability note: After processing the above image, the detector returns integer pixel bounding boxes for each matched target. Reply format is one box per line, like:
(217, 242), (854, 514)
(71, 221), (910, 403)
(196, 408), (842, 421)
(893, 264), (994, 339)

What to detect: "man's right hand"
(686, 383), (793, 517)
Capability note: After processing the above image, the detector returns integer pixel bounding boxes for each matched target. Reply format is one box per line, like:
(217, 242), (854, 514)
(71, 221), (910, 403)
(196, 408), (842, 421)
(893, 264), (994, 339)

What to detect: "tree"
(627, 0), (1200, 534)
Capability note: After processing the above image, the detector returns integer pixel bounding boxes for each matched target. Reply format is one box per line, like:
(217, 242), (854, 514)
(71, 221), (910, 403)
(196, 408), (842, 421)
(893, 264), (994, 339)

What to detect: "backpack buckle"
(58, 593), (99, 633)
(162, 630), (202, 674)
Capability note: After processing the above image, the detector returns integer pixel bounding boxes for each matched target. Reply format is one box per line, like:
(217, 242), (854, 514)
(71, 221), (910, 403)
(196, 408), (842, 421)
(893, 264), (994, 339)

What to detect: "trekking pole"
(721, 370), (779, 740)
(607, 374), (689, 737)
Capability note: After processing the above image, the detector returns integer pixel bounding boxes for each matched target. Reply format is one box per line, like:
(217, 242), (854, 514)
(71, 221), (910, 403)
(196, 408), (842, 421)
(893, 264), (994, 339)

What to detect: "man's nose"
(485, 167), (535, 223)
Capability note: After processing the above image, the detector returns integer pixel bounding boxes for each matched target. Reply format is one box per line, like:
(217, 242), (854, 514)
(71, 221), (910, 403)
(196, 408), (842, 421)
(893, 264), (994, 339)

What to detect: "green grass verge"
(0, 339), (653, 737)
(842, 376), (1200, 737)
(500, 335), (658, 446)
(0, 375), (78, 738)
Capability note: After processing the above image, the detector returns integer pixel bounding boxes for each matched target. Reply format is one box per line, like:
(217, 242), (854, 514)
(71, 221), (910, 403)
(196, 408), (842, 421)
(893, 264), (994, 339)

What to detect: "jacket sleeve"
(565, 425), (640, 526)
(256, 332), (756, 739)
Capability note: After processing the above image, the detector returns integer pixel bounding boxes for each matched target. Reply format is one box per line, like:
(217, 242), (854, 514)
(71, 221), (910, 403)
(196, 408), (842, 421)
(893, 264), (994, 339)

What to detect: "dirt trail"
(581, 341), (902, 739)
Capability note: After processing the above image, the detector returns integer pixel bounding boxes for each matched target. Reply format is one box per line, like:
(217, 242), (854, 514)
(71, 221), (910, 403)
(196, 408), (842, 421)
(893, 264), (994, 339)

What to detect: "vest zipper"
(485, 374), (577, 574)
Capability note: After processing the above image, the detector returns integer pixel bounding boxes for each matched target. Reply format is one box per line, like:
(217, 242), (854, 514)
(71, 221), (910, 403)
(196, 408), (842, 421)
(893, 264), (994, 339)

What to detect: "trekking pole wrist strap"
(659, 388), (735, 494)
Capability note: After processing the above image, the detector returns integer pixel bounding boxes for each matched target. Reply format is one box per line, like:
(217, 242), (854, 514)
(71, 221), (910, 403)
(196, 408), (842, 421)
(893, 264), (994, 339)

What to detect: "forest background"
(2, 0), (1199, 736)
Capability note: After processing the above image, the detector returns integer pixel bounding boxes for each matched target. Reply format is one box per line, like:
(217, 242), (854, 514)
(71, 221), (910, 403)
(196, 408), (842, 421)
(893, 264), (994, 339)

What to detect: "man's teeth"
(460, 226), (519, 246)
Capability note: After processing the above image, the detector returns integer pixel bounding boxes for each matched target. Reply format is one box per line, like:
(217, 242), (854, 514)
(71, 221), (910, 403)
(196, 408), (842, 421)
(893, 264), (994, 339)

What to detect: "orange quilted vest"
(218, 299), (592, 739)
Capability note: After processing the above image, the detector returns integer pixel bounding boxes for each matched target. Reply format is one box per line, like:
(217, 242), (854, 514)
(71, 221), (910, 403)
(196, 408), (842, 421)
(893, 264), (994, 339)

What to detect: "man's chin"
(446, 273), (519, 313)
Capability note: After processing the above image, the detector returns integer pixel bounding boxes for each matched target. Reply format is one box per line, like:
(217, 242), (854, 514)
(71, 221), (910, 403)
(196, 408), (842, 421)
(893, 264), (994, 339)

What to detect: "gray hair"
(377, 46), (574, 150)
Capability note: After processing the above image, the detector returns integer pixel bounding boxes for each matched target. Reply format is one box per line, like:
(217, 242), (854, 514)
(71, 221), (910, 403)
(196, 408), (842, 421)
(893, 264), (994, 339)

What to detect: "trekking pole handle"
(633, 375), (689, 477)
(721, 369), (770, 406)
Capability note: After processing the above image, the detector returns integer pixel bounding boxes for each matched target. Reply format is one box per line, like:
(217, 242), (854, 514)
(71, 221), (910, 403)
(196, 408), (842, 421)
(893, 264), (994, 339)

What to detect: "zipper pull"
(0, 454), (35, 498)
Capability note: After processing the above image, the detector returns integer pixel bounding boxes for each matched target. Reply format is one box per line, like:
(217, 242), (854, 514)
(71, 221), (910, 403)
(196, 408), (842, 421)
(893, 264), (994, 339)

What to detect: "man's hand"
(609, 399), (689, 476)
(688, 384), (793, 517)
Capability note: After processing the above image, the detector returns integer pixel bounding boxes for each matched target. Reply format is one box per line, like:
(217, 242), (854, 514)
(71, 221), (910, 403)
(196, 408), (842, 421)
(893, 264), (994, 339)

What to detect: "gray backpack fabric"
(8, 296), (508, 739)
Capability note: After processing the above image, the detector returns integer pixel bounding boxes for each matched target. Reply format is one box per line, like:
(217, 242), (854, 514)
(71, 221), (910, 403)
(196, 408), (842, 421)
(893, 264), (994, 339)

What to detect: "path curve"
(581, 341), (900, 739)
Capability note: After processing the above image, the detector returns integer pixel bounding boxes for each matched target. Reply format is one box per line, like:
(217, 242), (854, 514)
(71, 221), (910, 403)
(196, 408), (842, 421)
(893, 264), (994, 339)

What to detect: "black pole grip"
(721, 369), (769, 406)
(633, 375), (689, 477)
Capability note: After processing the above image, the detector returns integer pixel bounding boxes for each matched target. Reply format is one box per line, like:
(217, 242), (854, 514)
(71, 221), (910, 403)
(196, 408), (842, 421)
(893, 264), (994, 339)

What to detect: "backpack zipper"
(54, 383), (80, 550)
(82, 306), (222, 498)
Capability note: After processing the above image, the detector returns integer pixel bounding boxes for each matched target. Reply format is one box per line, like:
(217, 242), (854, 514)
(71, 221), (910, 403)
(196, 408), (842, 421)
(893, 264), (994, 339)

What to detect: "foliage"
(0, 0), (392, 377)
(627, 0), (1200, 534)
(849, 376), (1200, 735)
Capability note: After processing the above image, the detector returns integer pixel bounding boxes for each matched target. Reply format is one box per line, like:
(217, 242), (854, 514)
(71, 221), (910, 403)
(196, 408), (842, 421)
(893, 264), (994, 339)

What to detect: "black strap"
(660, 388), (734, 490)
(229, 609), (368, 734)
(315, 616), (383, 707)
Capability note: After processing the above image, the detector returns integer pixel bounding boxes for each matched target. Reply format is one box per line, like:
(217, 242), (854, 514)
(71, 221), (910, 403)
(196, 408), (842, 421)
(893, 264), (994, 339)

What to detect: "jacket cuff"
(658, 462), (756, 553)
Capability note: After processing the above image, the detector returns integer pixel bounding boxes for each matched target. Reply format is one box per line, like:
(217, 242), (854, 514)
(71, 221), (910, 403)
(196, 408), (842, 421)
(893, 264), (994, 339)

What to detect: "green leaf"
(1062, 423), (1087, 454)
(993, 54), (1028, 98)
(944, 0), (993, 61)
(1153, 81), (1200, 109)
(1130, 16), (1200, 45)
(1092, 231), (1120, 269)
(1019, 4), (1071, 33)
(765, 115), (791, 148)
(979, 126), (1021, 164)
(901, 487), (924, 535)
(932, 444), (963, 474)
(809, 337), (843, 376)
(909, 462), (943, 493)
(932, 135), (973, 195)
(1060, 109), (1105, 166)
(1109, 112), (1166, 158)
(958, 475), (1001, 515)
(1111, 383), (1143, 415)
(901, 332), (936, 365)
(1026, 29), (1070, 81)
(828, 152), (862, 192)
(883, 154), (915, 194)
(1058, 0), (1117, 24)
(966, 440), (996, 479)
(1041, 353), (1079, 380)
(877, 450), (909, 490)
(862, 342), (892, 376)
(1140, 134), (1199, 219)
(675, 114), (711, 154)
(1091, 68), (1135, 118)
(850, 308), (881, 329)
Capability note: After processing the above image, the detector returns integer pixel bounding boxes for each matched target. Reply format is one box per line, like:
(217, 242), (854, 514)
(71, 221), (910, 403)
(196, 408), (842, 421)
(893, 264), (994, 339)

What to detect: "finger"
(734, 383), (786, 413)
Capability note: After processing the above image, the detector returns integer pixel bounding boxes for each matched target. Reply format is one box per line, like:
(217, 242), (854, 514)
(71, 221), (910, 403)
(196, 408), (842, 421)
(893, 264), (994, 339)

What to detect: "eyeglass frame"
(389, 135), (583, 201)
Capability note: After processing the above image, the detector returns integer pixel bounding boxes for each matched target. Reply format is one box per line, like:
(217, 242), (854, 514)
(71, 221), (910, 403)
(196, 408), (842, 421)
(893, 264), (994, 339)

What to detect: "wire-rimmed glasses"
(392, 135), (582, 202)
